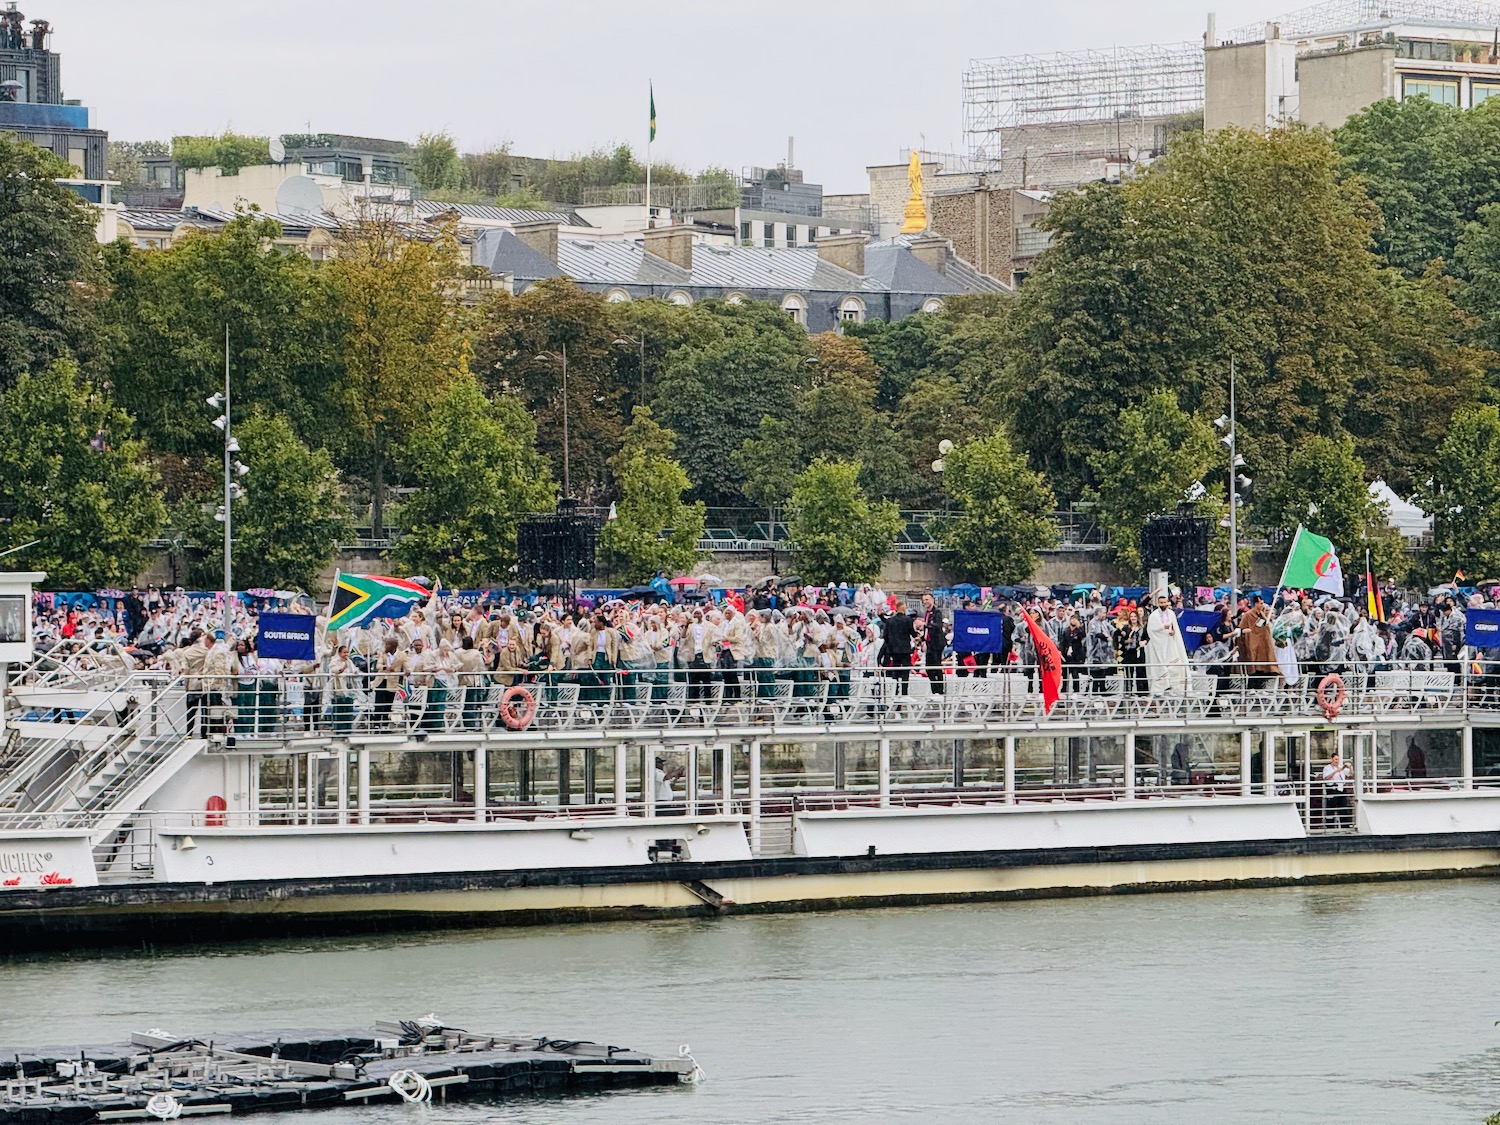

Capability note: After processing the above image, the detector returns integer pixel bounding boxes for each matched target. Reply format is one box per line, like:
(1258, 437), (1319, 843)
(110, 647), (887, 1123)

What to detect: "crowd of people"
(20, 575), (1497, 735)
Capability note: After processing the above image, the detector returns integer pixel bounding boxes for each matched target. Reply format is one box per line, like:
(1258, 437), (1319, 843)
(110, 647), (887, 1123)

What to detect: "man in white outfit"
(1146, 590), (1191, 697)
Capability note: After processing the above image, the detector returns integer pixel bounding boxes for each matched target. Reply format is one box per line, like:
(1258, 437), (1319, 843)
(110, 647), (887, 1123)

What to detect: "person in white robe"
(1146, 591), (1190, 697)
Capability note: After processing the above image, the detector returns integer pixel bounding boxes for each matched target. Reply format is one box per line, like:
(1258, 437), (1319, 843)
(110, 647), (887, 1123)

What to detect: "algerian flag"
(1278, 525), (1344, 596)
(649, 82), (657, 142)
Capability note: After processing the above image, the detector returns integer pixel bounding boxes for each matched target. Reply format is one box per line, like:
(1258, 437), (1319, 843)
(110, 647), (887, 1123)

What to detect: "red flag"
(1022, 610), (1062, 715)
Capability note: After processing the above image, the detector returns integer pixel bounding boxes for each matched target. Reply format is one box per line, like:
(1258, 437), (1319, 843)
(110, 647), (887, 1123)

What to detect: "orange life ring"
(499, 685), (537, 730)
(1316, 673), (1347, 720)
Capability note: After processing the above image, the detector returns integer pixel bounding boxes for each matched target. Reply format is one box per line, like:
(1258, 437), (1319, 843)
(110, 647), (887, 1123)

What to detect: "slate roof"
(482, 230), (1009, 296)
(413, 200), (579, 226)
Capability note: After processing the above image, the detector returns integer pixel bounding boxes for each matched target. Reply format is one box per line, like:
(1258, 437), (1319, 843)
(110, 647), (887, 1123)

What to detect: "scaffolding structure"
(962, 43), (1205, 185)
(1225, 0), (1500, 43)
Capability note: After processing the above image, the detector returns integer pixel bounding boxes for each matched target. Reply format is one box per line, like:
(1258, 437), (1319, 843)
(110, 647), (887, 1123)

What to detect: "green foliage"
(0, 135), (104, 390)
(472, 277), (624, 494)
(174, 413), (350, 591)
(934, 431), (1057, 583)
(652, 301), (813, 506)
(799, 333), (878, 464)
(462, 145), (514, 197)
(325, 214), (464, 534)
(0, 361), (165, 587)
(391, 377), (556, 585)
(529, 143), (646, 203)
(1004, 126), (1396, 499)
(893, 373), (985, 505)
(1086, 390), (1220, 576)
(693, 165), (741, 207)
(1261, 435), (1409, 583)
(171, 132), (270, 174)
(599, 408), (705, 582)
(1422, 404), (1500, 580)
(107, 139), (168, 186)
(734, 416), (801, 510)
(102, 212), (344, 458)
(412, 131), (467, 192)
(786, 460), (902, 585)
(494, 186), (547, 209)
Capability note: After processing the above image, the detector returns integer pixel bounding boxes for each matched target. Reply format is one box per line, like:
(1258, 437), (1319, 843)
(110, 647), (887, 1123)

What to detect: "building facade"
(0, 4), (106, 180)
(1205, 4), (1500, 130)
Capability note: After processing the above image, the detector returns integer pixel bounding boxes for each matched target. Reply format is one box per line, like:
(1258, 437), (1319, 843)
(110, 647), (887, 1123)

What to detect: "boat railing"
(123, 661), (1491, 742)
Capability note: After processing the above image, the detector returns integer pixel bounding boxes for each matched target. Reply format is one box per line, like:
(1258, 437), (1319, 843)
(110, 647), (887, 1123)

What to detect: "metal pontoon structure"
(962, 43), (1205, 186)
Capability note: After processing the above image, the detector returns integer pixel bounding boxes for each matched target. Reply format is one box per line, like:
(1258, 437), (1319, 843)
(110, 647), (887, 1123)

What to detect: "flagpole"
(646, 79), (653, 229)
(1228, 356), (1238, 614)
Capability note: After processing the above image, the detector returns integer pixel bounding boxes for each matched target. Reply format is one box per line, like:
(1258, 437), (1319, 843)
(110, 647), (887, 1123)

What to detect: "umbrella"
(752, 576), (780, 588)
(779, 575), (803, 588)
(667, 576), (699, 587)
(830, 605), (863, 618)
(697, 574), (723, 585)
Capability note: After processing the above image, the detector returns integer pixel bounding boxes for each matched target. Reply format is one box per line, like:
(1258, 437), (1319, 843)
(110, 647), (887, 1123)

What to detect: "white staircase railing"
(0, 674), (203, 839)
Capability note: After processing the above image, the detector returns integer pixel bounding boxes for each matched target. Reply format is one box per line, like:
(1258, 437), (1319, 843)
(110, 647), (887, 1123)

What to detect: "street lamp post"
(535, 344), (571, 498)
(209, 326), (248, 639)
(1216, 359), (1250, 612)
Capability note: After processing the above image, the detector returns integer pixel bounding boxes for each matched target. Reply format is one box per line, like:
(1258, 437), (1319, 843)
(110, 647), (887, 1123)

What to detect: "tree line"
(19, 96), (1500, 591)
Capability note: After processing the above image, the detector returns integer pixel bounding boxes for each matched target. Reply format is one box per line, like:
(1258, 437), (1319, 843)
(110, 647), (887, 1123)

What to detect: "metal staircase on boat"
(0, 675), (204, 840)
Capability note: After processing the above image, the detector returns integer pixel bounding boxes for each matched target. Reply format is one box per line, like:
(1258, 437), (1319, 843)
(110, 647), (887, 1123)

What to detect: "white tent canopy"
(1369, 479), (1431, 539)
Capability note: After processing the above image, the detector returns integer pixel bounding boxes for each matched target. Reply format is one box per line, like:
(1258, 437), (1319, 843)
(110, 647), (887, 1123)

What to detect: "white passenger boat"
(0, 658), (1497, 946)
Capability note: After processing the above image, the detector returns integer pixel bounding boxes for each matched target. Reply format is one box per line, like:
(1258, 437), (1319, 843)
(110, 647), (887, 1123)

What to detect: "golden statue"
(899, 149), (927, 234)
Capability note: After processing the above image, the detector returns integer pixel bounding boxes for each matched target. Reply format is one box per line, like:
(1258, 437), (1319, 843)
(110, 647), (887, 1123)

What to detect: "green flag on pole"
(1278, 524), (1345, 596)
(649, 82), (656, 142)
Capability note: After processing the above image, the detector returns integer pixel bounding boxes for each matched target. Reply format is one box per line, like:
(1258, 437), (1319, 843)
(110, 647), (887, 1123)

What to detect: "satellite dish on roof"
(274, 174), (324, 216)
(268, 137), (286, 163)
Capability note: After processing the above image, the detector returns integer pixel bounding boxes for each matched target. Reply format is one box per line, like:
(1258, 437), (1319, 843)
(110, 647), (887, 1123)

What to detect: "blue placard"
(256, 611), (317, 661)
(1466, 607), (1500, 648)
(1178, 609), (1221, 653)
(953, 610), (1005, 654)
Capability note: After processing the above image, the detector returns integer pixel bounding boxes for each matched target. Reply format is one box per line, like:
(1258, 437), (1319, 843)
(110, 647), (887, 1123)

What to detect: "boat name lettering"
(0, 851), (51, 874)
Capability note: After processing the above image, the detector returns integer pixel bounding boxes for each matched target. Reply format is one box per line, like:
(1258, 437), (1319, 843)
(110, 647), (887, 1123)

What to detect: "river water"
(4, 881), (1499, 1124)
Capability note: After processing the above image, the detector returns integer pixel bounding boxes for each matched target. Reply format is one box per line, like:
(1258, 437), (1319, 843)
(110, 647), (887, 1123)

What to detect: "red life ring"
(205, 794), (227, 827)
(499, 685), (537, 730)
(1316, 673), (1347, 720)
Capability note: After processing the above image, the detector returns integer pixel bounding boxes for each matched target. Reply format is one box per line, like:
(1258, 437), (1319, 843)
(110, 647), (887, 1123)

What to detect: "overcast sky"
(46, 0), (1274, 192)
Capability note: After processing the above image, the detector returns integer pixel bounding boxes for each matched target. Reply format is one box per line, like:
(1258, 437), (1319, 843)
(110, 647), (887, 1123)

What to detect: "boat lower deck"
(0, 830), (1496, 951)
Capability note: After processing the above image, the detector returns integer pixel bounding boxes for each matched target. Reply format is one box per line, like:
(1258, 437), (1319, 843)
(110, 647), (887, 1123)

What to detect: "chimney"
(816, 231), (867, 277)
(643, 223), (693, 272)
(1205, 12), (1216, 48)
(512, 219), (559, 265)
(907, 233), (949, 276)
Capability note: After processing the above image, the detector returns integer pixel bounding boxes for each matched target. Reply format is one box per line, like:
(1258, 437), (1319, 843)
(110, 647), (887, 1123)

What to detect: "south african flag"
(326, 572), (429, 631)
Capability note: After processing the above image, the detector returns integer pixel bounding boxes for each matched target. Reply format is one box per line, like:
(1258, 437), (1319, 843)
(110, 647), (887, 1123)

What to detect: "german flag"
(1365, 549), (1385, 623)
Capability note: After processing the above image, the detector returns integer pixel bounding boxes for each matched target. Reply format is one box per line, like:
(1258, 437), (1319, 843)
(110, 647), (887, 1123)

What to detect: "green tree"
(1004, 126), (1395, 499)
(325, 212), (463, 537)
(1421, 404), (1500, 579)
(786, 459), (902, 584)
(599, 407), (705, 582)
(102, 212), (344, 459)
(107, 139), (168, 186)
(694, 165), (741, 207)
(174, 413), (351, 591)
(892, 373), (985, 505)
(652, 300), (812, 506)
(472, 277), (625, 495)
(391, 377), (556, 585)
(0, 135), (104, 390)
(1086, 390), (1220, 576)
(799, 333), (878, 464)
(733, 416), (801, 511)
(934, 431), (1057, 583)
(171, 132), (270, 174)
(0, 361), (165, 586)
(1261, 435), (1408, 583)
(412, 131), (467, 192)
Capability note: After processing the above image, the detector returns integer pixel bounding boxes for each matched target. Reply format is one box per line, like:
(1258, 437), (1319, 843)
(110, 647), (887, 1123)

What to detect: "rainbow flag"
(326, 572), (429, 631)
